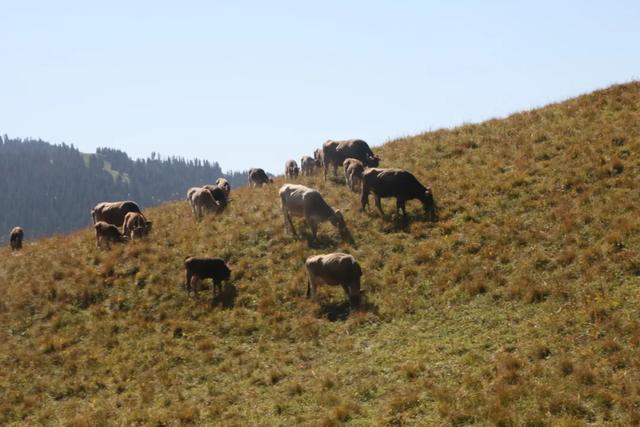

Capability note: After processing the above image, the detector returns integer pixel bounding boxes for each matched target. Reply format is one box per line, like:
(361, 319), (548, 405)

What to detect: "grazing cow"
(9, 227), (24, 251)
(279, 184), (351, 242)
(361, 168), (437, 221)
(322, 139), (380, 180)
(248, 168), (273, 188)
(123, 212), (152, 240)
(215, 178), (231, 195)
(92, 201), (143, 227)
(285, 160), (300, 179)
(300, 156), (318, 176)
(184, 256), (231, 300)
(343, 158), (364, 192)
(305, 253), (362, 308)
(94, 221), (127, 249)
(191, 187), (224, 220)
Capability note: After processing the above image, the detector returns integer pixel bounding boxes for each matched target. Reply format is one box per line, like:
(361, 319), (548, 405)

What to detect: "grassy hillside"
(1, 82), (639, 426)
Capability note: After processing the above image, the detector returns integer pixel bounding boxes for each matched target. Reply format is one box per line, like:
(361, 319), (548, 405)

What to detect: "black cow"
(361, 168), (436, 221)
(184, 256), (232, 300)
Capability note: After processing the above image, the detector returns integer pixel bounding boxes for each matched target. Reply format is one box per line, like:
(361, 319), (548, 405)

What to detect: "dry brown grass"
(1, 82), (640, 424)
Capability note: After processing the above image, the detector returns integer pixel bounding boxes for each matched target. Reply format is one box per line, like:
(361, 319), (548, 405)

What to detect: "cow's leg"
(212, 279), (220, 301)
(284, 211), (297, 236)
(307, 276), (318, 299)
(306, 217), (318, 241)
(332, 163), (338, 177)
(193, 276), (200, 296)
(323, 163), (328, 181)
(375, 195), (384, 217)
(399, 199), (407, 217)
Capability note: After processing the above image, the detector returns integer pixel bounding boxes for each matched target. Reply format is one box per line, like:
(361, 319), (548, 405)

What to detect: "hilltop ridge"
(1, 82), (639, 425)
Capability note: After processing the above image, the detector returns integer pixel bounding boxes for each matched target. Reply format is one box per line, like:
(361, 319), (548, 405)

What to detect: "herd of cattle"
(8, 139), (436, 309)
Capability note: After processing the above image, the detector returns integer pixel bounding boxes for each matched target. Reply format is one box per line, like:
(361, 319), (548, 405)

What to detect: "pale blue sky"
(1, 1), (639, 173)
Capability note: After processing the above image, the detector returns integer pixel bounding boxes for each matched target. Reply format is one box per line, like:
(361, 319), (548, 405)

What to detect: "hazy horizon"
(2, 1), (639, 173)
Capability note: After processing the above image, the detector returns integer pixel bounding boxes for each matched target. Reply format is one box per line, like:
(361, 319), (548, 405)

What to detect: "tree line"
(0, 135), (248, 241)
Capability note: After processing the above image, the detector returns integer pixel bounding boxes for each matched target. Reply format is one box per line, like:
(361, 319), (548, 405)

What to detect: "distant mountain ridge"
(0, 136), (247, 240)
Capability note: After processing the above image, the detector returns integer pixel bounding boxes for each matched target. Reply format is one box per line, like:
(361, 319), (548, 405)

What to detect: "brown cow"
(9, 227), (24, 251)
(279, 184), (351, 242)
(361, 168), (437, 221)
(94, 221), (127, 249)
(322, 139), (380, 180)
(305, 253), (362, 308)
(184, 256), (232, 300)
(92, 201), (143, 227)
(248, 168), (273, 188)
(343, 158), (364, 192)
(123, 212), (152, 240)
(285, 160), (300, 179)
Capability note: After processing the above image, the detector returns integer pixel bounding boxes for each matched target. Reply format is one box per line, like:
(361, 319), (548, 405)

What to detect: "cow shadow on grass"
(303, 233), (357, 250)
(198, 282), (237, 309)
(381, 211), (438, 234)
(317, 299), (378, 322)
(213, 283), (238, 308)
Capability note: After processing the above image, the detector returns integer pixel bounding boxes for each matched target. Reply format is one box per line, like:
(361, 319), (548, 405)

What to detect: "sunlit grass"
(1, 82), (640, 424)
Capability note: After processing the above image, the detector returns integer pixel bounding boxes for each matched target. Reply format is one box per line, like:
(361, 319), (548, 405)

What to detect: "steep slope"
(1, 82), (639, 425)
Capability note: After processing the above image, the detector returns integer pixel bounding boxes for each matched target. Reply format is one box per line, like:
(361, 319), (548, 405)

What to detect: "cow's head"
(131, 226), (145, 240)
(365, 155), (380, 167)
(422, 187), (438, 221)
(331, 210), (352, 241)
(221, 263), (232, 281)
(144, 220), (153, 234)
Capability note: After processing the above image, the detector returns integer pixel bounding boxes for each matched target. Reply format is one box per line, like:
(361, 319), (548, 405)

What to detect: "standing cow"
(305, 253), (363, 308)
(184, 256), (232, 301)
(343, 158), (364, 192)
(248, 168), (273, 188)
(279, 184), (351, 242)
(285, 160), (300, 179)
(322, 139), (380, 180)
(92, 201), (143, 227)
(361, 168), (437, 221)
(9, 227), (24, 251)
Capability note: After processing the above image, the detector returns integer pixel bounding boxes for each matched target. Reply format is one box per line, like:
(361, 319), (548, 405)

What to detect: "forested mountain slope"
(0, 138), (247, 239)
(0, 82), (639, 425)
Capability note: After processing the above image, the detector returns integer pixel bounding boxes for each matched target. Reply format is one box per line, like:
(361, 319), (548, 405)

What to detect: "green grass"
(1, 82), (640, 425)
